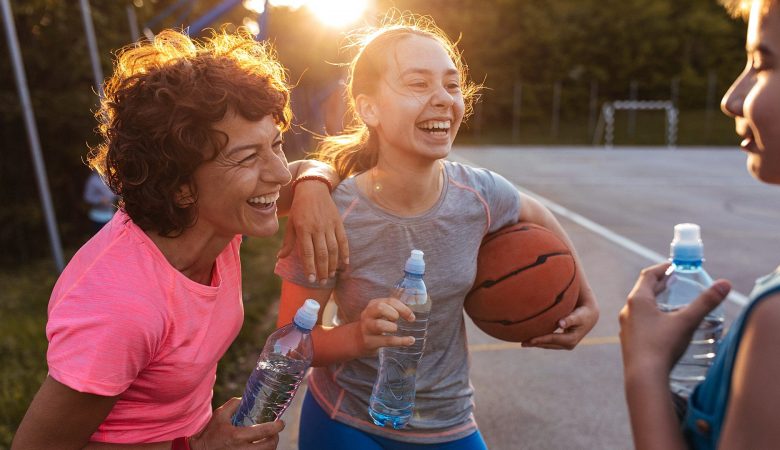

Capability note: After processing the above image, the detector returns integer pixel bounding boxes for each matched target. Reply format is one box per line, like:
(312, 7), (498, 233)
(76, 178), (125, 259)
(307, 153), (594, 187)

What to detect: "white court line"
(451, 152), (750, 307)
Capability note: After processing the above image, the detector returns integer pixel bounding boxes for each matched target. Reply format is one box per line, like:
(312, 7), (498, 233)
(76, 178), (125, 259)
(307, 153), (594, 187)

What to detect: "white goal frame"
(594, 100), (678, 148)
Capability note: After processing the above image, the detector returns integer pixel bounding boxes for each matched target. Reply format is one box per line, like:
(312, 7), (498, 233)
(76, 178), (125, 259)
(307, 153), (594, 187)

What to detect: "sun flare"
(306, 0), (369, 28)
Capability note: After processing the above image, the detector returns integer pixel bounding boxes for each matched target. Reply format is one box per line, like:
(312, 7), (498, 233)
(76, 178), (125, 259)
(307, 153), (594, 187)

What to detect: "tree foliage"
(0, 0), (747, 263)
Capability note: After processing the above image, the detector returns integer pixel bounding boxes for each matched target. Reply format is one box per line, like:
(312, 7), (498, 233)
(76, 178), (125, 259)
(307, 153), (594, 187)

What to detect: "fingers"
(325, 231), (339, 279)
(335, 222), (350, 266)
(629, 262), (672, 297)
(523, 328), (581, 350)
(297, 234), (317, 284)
(298, 230), (339, 285)
(236, 420), (284, 447)
(277, 222), (296, 260)
(359, 298), (417, 353)
(557, 304), (593, 331)
(678, 279), (731, 325)
(214, 397), (241, 419)
(311, 233), (330, 284)
(365, 298), (415, 322)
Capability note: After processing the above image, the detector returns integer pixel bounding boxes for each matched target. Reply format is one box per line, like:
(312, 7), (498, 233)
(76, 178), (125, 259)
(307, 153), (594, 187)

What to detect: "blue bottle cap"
(294, 299), (321, 330)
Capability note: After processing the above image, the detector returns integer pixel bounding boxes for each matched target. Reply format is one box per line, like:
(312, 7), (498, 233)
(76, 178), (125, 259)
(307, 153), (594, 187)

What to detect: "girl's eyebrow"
(400, 68), (459, 77)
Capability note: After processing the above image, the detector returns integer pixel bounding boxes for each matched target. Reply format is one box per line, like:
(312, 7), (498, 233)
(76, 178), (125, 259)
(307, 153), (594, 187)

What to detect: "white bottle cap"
(670, 223), (703, 262)
(404, 249), (425, 275)
(293, 299), (321, 330)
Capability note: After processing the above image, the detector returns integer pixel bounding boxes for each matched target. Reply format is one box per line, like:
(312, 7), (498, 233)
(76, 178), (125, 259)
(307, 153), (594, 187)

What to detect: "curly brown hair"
(88, 29), (291, 236)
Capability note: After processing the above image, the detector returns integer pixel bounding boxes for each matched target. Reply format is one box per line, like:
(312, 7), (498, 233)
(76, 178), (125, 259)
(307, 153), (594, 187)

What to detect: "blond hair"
(720, 0), (774, 18)
(312, 12), (481, 179)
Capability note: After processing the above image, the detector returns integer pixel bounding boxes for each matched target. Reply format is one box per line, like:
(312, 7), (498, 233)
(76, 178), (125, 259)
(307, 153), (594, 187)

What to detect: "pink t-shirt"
(46, 211), (244, 443)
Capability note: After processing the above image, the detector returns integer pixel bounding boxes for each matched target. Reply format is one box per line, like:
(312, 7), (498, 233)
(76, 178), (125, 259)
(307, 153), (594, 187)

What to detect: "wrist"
(624, 360), (670, 388)
(291, 175), (333, 195)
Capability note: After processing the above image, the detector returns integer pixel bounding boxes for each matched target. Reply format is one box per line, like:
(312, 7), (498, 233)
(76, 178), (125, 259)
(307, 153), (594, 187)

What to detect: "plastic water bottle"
(232, 299), (320, 426)
(369, 249), (431, 429)
(656, 223), (724, 399)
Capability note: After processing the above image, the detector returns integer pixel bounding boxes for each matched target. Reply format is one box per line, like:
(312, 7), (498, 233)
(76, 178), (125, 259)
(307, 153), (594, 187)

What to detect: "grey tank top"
(275, 160), (521, 444)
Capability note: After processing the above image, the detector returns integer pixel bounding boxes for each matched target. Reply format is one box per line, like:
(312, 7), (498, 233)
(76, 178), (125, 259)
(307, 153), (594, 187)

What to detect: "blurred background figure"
(82, 171), (117, 233)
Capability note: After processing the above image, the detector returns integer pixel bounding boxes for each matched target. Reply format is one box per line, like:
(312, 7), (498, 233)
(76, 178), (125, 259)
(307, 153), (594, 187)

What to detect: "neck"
(361, 156), (444, 216)
(146, 226), (232, 285)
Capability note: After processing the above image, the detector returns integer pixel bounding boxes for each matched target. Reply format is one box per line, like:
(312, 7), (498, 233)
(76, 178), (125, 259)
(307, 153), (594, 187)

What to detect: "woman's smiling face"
(188, 113), (292, 239)
(722, 0), (780, 184)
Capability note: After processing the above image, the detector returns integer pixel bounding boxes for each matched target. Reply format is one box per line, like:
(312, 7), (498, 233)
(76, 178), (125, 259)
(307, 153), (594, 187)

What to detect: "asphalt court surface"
(276, 146), (780, 449)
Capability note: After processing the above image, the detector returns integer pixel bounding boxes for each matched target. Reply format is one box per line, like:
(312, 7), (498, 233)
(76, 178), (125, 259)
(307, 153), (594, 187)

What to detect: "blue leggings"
(298, 391), (488, 450)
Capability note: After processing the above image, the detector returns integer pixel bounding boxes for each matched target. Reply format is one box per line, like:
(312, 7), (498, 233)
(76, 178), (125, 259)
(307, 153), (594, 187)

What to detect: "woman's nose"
(721, 69), (752, 118)
(264, 151), (292, 186)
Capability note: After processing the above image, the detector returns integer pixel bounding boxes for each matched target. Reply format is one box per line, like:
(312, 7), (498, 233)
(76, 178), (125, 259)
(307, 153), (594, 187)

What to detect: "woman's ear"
(175, 183), (196, 208)
(355, 93), (379, 128)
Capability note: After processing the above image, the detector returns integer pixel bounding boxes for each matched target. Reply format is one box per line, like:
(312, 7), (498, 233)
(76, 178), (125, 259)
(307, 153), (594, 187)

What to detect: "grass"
(0, 226), (285, 448)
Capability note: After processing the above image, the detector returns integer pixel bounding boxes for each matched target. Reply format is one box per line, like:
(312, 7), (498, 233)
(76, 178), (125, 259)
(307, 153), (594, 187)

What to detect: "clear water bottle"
(232, 299), (320, 426)
(369, 249), (431, 429)
(656, 223), (724, 399)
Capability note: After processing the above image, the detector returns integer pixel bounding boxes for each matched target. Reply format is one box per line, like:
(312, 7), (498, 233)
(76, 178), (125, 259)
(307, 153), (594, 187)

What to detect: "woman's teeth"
(248, 191), (279, 207)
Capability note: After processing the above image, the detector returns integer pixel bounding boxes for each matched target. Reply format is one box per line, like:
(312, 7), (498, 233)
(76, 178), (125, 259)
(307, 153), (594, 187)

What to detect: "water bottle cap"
(294, 299), (321, 330)
(670, 223), (703, 262)
(404, 249), (425, 275)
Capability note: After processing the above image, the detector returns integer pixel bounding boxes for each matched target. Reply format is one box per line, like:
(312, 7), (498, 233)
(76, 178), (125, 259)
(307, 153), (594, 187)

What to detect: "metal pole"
(550, 81), (561, 139)
(627, 80), (638, 137)
(705, 71), (717, 141)
(257, 0), (270, 41)
(126, 3), (140, 42)
(588, 79), (598, 139)
(512, 81), (522, 142)
(79, 0), (104, 97)
(1, 0), (65, 272)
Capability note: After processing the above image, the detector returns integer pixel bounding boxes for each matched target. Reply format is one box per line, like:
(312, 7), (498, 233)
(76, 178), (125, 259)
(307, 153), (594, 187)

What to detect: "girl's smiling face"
(359, 35), (465, 165)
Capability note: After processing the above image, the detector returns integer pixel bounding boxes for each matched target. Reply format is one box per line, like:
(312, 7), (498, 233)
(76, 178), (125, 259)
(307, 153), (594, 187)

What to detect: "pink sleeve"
(46, 290), (165, 396)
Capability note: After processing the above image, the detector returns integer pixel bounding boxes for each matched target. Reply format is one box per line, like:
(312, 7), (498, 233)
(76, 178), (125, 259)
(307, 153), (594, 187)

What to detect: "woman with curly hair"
(12, 29), (346, 450)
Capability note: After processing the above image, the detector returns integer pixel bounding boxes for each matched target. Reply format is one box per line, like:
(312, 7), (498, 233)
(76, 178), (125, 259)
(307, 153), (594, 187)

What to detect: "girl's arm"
(619, 263), (730, 450)
(718, 293), (780, 449)
(515, 193), (600, 349)
(12, 377), (283, 450)
(279, 281), (415, 367)
(276, 159), (348, 286)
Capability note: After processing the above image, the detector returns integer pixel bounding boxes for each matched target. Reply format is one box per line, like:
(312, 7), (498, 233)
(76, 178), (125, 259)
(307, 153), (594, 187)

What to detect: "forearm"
(277, 160), (340, 215)
(624, 366), (687, 450)
(311, 322), (363, 367)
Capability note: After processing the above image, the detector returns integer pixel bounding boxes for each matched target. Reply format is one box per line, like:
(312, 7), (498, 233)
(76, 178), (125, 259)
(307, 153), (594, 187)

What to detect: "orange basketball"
(465, 222), (580, 342)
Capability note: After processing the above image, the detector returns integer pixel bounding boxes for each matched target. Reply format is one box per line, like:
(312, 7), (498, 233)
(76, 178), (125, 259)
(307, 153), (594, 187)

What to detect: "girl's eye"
(409, 81), (428, 89)
(446, 82), (461, 91)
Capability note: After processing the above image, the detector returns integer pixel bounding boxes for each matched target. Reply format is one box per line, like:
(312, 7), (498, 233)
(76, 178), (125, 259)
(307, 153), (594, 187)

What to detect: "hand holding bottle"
(620, 263), (731, 377)
(354, 297), (416, 357)
(189, 397), (284, 450)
